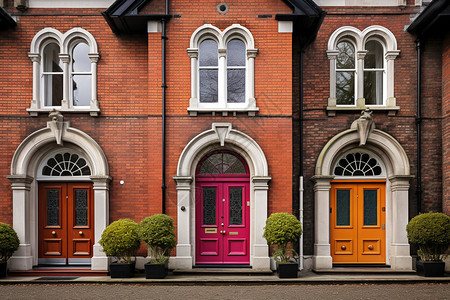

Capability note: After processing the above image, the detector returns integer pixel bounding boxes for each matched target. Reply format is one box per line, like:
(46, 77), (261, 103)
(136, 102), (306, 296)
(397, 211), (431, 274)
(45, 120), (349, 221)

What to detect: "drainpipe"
(299, 49), (304, 271)
(415, 39), (422, 214)
(161, 0), (169, 214)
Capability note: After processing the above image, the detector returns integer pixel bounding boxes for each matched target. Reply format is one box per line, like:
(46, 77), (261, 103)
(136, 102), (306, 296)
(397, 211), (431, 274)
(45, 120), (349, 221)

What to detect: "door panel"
(196, 182), (249, 264)
(330, 183), (385, 264)
(39, 183), (94, 265)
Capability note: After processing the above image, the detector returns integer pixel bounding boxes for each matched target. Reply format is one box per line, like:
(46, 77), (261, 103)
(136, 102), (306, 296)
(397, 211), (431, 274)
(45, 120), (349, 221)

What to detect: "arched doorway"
(195, 151), (250, 265)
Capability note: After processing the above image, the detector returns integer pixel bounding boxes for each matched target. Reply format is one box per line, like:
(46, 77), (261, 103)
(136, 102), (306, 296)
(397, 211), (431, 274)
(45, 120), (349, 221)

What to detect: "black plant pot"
(109, 261), (136, 278)
(144, 262), (168, 279)
(0, 261), (7, 278)
(416, 261), (445, 277)
(276, 262), (298, 278)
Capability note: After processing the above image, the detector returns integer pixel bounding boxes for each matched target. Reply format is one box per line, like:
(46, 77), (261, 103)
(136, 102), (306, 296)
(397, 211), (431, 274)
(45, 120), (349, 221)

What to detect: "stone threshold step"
(314, 268), (416, 275)
(173, 268), (274, 276)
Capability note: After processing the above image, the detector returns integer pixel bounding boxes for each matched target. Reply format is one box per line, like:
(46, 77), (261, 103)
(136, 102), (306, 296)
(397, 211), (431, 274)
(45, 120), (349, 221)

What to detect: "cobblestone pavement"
(0, 283), (448, 300)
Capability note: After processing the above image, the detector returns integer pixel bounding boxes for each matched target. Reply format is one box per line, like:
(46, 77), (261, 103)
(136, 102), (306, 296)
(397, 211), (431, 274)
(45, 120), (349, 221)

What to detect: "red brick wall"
(442, 31), (450, 216)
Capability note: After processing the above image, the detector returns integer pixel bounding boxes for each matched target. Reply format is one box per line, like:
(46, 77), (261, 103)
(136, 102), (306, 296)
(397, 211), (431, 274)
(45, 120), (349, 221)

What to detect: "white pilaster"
(7, 175), (34, 270)
(90, 175), (111, 271)
(312, 175), (334, 270)
(28, 53), (40, 111)
(218, 48), (227, 107)
(252, 176), (271, 270)
(173, 176), (194, 269)
(59, 54), (70, 110)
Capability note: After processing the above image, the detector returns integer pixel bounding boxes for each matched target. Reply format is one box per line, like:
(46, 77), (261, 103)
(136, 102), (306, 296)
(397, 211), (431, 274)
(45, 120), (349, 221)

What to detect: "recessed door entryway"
(38, 183), (94, 265)
(330, 182), (386, 264)
(195, 151), (250, 265)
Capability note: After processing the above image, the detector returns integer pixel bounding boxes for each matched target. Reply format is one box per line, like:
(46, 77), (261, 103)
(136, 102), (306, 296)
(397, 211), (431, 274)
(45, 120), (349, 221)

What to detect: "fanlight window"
(198, 152), (247, 175)
(42, 152), (91, 176)
(334, 152), (382, 176)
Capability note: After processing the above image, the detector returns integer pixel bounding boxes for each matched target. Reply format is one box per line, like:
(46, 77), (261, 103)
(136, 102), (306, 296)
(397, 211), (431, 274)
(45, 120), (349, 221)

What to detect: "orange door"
(330, 182), (385, 264)
(38, 183), (94, 265)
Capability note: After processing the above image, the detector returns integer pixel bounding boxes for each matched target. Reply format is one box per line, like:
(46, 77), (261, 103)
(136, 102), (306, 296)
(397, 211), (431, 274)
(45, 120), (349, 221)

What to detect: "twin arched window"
(188, 24), (258, 116)
(327, 26), (400, 115)
(28, 28), (100, 116)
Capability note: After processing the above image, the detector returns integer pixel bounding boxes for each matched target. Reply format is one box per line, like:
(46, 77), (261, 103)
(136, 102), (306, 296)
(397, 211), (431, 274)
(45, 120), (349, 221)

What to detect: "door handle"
(79, 231), (83, 235)
(220, 230), (226, 235)
(51, 231), (56, 235)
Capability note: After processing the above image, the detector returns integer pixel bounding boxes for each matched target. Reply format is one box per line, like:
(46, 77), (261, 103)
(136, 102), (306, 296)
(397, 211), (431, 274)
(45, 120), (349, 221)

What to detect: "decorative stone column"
(187, 49), (198, 114)
(6, 175), (34, 270)
(59, 53), (70, 110)
(246, 49), (258, 113)
(356, 50), (367, 107)
(28, 53), (41, 113)
(252, 176), (271, 270)
(312, 175), (334, 270)
(173, 176), (194, 269)
(326, 50), (338, 113)
(389, 175), (413, 270)
(90, 175), (112, 271)
(88, 53), (100, 116)
(218, 48), (227, 107)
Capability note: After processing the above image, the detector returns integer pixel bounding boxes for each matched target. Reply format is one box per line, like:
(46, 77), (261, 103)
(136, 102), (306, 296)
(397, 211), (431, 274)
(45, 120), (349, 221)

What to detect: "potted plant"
(137, 214), (176, 279)
(263, 212), (302, 278)
(99, 218), (141, 278)
(406, 212), (450, 277)
(0, 222), (20, 278)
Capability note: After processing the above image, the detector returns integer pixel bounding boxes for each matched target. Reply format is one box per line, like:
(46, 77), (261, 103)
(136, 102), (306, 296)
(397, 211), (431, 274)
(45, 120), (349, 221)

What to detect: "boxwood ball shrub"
(99, 219), (140, 264)
(263, 213), (302, 263)
(138, 214), (176, 264)
(406, 212), (450, 261)
(0, 222), (20, 263)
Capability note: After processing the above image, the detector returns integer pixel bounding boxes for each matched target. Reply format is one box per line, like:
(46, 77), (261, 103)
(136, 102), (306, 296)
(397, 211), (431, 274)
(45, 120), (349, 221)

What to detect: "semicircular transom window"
(334, 152), (382, 176)
(198, 152), (248, 175)
(42, 152), (91, 176)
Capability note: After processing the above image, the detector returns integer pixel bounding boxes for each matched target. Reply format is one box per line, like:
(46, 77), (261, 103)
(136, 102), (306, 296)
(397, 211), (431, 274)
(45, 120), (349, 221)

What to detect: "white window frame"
(28, 27), (100, 116)
(187, 24), (258, 116)
(327, 26), (400, 116)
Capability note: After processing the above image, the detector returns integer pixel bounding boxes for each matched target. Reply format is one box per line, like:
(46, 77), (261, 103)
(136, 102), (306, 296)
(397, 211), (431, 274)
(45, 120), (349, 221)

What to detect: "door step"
(313, 267), (416, 275)
(9, 267), (108, 277)
(173, 268), (274, 276)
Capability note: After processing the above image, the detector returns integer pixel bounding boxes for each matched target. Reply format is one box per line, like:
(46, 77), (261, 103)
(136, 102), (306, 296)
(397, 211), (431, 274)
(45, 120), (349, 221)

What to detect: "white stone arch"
(312, 127), (412, 270)
(173, 123), (271, 270)
(7, 115), (111, 271)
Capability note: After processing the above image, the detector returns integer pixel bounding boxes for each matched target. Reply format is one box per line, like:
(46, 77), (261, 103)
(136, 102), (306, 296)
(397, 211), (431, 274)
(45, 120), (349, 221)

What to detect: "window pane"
(75, 190), (88, 226)
(73, 75), (92, 106)
(72, 42), (91, 72)
(364, 40), (383, 69)
(227, 69), (245, 103)
(43, 43), (63, 72)
(227, 39), (245, 66)
(229, 188), (243, 225)
(336, 190), (350, 226)
(47, 190), (60, 226)
(364, 70), (383, 105)
(336, 41), (355, 69)
(203, 187), (216, 225)
(200, 69), (218, 103)
(44, 74), (63, 106)
(364, 190), (378, 226)
(336, 71), (355, 105)
(199, 39), (218, 67)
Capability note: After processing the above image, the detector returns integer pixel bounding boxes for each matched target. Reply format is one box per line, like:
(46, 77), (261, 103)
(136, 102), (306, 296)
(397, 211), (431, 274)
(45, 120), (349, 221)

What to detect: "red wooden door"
(195, 181), (250, 264)
(38, 183), (94, 265)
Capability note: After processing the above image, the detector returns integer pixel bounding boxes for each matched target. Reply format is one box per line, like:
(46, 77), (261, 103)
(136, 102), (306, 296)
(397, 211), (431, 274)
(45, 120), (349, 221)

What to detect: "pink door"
(195, 152), (250, 265)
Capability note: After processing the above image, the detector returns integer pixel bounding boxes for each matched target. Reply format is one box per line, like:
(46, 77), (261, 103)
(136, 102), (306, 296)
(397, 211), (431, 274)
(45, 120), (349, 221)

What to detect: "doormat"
(34, 276), (79, 280)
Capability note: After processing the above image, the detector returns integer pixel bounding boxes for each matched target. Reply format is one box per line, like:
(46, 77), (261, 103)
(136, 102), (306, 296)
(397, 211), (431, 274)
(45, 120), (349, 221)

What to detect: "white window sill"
(187, 107), (259, 117)
(27, 108), (100, 117)
(326, 105), (400, 117)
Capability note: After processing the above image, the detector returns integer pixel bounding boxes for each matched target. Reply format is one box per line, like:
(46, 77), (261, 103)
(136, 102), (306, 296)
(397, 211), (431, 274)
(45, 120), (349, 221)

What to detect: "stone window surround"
(187, 24), (259, 116)
(327, 26), (400, 116)
(27, 27), (100, 117)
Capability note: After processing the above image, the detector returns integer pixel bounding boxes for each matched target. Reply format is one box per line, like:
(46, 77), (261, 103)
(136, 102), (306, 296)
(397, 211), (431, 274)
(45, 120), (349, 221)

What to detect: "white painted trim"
(173, 123), (271, 270)
(312, 128), (412, 270)
(28, 0), (114, 8)
(314, 0), (406, 6)
(278, 21), (293, 33)
(8, 122), (110, 271)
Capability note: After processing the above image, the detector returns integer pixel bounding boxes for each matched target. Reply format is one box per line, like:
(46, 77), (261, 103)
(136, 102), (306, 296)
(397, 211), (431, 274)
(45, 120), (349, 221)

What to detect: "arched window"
(327, 26), (400, 116)
(188, 24), (258, 116)
(28, 28), (100, 116)
(41, 152), (91, 177)
(333, 152), (383, 177)
(197, 151), (248, 176)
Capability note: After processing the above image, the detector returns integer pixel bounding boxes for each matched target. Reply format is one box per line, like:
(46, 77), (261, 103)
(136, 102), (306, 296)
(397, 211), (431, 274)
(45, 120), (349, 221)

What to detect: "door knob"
(220, 230), (226, 235)
(51, 231), (56, 235)
(368, 245), (374, 250)
(341, 245), (346, 250)
(79, 231), (83, 235)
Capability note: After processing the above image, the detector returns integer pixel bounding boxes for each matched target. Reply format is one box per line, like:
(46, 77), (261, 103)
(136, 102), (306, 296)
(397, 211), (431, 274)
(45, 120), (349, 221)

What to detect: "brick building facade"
(0, 0), (448, 272)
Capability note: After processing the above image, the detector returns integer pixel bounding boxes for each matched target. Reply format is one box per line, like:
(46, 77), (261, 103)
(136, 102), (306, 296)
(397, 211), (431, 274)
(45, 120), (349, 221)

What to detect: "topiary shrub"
(0, 222), (20, 263)
(137, 214), (176, 264)
(263, 213), (302, 264)
(406, 212), (450, 262)
(99, 219), (140, 264)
